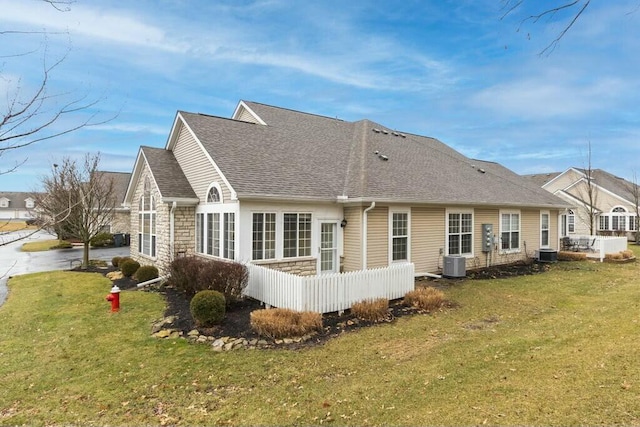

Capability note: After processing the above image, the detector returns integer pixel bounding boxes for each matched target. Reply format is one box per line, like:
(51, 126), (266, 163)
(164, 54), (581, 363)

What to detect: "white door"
(319, 222), (338, 274)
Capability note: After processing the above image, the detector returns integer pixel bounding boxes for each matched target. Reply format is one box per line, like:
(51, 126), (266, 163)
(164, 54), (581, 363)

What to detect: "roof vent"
(392, 131), (399, 136)
(372, 128), (381, 133)
(478, 168), (486, 174)
(380, 154), (389, 161)
(399, 133), (406, 138)
(382, 129), (389, 134)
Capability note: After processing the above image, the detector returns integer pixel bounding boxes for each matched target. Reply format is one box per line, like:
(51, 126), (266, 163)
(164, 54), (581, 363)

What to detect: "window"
(447, 211), (473, 256)
(599, 215), (609, 231)
(138, 177), (156, 257)
(196, 211), (232, 259)
(540, 212), (550, 247)
(391, 212), (409, 261)
(224, 213), (235, 259)
(568, 209), (575, 233)
(25, 199), (35, 209)
(252, 213), (276, 260)
(501, 212), (520, 251)
(206, 185), (221, 203)
(283, 213), (311, 258)
(630, 215), (638, 232)
(612, 207), (627, 231)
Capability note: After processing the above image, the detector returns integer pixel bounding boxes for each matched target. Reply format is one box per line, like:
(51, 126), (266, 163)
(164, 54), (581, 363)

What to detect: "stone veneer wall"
(254, 258), (318, 276)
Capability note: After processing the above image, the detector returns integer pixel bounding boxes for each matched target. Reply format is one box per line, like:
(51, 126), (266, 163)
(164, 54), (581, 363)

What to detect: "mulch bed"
(75, 260), (549, 349)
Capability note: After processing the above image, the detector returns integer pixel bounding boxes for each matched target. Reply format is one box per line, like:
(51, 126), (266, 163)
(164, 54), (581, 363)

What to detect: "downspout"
(362, 201), (376, 270)
(169, 201), (177, 262)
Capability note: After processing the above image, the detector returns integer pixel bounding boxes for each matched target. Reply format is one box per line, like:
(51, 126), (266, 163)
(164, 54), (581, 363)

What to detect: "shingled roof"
(173, 101), (568, 208)
(141, 146), (197, 200)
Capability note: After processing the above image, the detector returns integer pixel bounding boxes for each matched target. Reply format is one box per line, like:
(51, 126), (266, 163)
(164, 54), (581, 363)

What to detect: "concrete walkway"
(0, 230), (130, 306)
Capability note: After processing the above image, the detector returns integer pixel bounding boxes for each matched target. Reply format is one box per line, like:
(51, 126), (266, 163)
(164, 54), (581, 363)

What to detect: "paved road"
(0, 230), (130, 306)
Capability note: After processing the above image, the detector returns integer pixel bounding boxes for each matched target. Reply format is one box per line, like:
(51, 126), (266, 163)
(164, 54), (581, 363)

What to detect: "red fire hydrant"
(106, 285), (121, 312)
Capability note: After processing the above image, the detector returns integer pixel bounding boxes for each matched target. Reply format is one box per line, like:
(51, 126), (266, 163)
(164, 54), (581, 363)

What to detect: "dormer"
(25, 198), (35, 209)
(232, 101), (267, 125)
(0, 197), (9, 208)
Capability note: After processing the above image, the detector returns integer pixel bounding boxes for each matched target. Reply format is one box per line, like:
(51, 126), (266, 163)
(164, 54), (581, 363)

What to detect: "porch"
(561, 235), (628, 262)
(243, 262), (415, 314)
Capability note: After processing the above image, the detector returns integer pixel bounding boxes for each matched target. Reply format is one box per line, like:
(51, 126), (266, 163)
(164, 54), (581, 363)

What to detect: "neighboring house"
(123, 100), (570, 276)
(0, 192), (37, 220)
(98, 171), (132, 235)
(525, 168), (639, 240)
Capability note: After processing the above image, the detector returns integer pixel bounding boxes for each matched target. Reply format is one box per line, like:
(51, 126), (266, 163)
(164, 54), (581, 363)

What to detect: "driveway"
(0, 230), (130, 306)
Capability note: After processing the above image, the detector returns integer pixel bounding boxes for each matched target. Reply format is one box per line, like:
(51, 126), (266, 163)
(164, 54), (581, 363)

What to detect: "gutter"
(362, 201), (376, 270)
(169, 201), (177, 262)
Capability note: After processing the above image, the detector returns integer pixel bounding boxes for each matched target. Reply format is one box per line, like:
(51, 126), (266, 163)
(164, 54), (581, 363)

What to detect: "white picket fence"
(590, 235), (628, 262)
(244, 262), (415, 314)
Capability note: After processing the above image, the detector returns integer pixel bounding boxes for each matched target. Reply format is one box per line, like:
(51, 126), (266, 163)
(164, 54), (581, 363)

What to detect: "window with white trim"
(252, 213), (276, 260)
(567, 209), (575, 233)
(447, 211), (473, 256)
(196, 212), (233, 260)
(283, 213), (311, 258)
(206, 185), (221, 203)
(391, 212), (409, 261)
(138, 177), (156, 257)
(612, 207), (626, 231)
(540, 212), (550, 247)
(599, 215), (609, 231)
(500, 211), (520, 251)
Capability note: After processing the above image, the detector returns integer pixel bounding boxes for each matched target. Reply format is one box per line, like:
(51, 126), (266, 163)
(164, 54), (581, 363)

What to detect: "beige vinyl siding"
(411, 206), (445, 274)
(550, 209), (559, 249)
(543, 169), (583, 193)
(366, 206), (388, 269)
(520, 209), (539, 255)
(172, 123), (232, 202)
(235, 106), (260, 124)
(342, 206), (362, 272)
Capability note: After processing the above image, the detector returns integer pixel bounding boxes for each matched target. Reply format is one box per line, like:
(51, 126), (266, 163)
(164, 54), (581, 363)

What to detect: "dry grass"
(350, 298), (389, 322)
(0, 220), (36, 232)
(20, 239), (70, 252)
(250, 308), (322, 339)
(620, 249), (634, 259)
(404, 286), (445, 311)
(558, 250), (587, 261)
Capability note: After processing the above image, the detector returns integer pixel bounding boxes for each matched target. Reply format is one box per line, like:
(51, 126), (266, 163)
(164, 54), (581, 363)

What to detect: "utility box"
(536, 248), (558, 262)
(482, 223), (493, 252)
(443, 256), (466, 278)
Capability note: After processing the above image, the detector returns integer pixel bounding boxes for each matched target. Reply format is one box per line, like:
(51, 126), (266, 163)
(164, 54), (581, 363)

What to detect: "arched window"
(611, 206), (627, 231)
(206, 182), (223, 203)
(138, 177), (157, 257)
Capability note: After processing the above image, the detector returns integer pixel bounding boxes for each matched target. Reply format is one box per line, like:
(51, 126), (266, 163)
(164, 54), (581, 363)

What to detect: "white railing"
(244, 262), (415, 314)
(574, 235), (628, 262)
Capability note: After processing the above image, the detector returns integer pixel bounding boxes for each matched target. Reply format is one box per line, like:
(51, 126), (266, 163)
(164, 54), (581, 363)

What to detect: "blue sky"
(1, 0), (639, 192)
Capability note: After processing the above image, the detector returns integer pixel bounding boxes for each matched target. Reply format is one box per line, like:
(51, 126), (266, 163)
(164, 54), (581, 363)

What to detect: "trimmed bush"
(135, 265), (159, 283)
(51, 240), (73, 249)
(112, 256), (122, 268)
(351, 298), (389, 322)
(404, 287), (445, 311)
(558, 251), (587, 261)
(90, 232), (114, 247)
(190, 290), (226, 327)
(168, 256), (249, 305)
(250, 308), (322, 339)
(621, 250), (634, 259)
(120, 259), (141, 277)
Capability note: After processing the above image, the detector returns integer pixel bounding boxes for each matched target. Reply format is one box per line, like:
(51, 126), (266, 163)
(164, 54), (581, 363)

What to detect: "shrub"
(135, 265), (159, 283)
(51, 240), (73, 249)
(168, 256), (249, 305)
(190, 290), (226, 327)
(90, 232), (114, 247)
(112, 256), (122, 268)
(118, 256), (133, 266)
(605, 252), (623, 261)
(250, 308), (322, 339)
(120, 259), (141, 277)
(404, 287), (445, 311)
(621, 250), (634, 259)
(557, 251), (587, 261)
(351, 298), (389, 322)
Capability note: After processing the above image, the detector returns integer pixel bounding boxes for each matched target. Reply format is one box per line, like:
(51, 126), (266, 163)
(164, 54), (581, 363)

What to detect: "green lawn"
(1, 248), (640, 425)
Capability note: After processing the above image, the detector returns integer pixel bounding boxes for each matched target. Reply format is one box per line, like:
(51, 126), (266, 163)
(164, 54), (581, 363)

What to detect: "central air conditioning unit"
(443, 255), (466, 278)
(536, 248), (558, 262)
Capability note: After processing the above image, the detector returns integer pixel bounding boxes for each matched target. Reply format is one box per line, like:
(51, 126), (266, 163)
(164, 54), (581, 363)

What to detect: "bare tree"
(1, 0), (112, 176)
(624, 171), (640, 243)
(34, 153), (116, 268)
(501, 0), (591, 55)
(575, 141), (599, 236)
